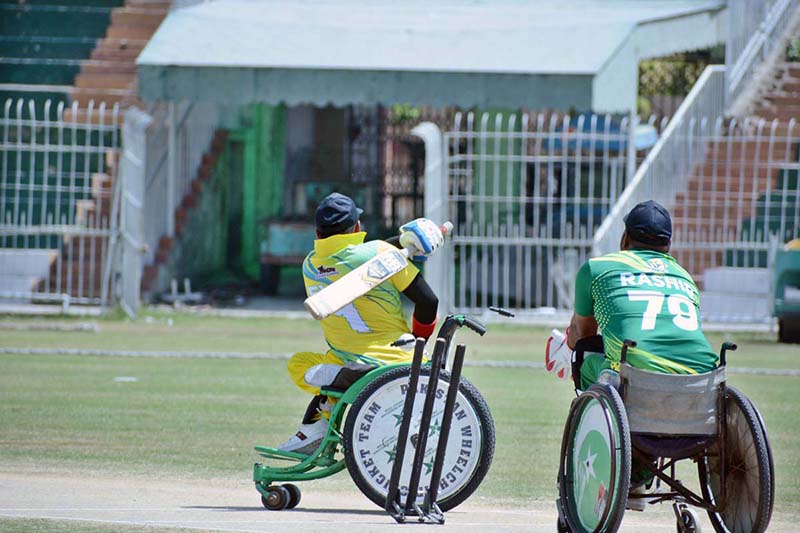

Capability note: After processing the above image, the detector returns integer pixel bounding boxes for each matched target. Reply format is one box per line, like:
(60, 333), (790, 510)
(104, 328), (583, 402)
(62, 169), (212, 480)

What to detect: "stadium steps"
(67, 2), (170, 112)
(37, 0), (168, 298)
(141, 130), (228, 296)
(1, 1), (165, 302)
(673, 57), (800, 287)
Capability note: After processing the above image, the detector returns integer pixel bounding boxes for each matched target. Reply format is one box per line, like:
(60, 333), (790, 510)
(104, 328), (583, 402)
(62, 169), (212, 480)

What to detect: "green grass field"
(1, 310), (798, 524)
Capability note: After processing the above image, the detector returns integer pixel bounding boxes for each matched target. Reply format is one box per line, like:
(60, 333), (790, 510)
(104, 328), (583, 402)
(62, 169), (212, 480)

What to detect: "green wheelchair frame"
(252, 312), (495, 510)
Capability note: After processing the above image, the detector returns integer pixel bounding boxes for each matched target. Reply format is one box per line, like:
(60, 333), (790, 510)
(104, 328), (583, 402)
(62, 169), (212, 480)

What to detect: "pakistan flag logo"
(647, 258), (667, 273)
(573, 428), (613, 528)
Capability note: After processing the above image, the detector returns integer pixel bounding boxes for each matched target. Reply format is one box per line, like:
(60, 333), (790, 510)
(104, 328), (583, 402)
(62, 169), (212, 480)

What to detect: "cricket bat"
(304, 222), (453, 320)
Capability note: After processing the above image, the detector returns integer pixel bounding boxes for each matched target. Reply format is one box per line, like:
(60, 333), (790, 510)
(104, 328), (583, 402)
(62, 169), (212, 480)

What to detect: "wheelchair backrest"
(620, 363), (726, 436)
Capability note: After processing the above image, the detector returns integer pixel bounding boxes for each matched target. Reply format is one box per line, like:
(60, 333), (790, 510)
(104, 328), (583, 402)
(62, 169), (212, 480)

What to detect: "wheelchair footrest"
(254, 444), (338, 467)
(254, 445), (310, 462)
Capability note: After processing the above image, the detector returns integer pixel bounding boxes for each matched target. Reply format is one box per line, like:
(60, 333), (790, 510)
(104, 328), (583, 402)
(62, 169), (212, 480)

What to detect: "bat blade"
(303, 222), (453, 320)
(304, 248), (410, 320)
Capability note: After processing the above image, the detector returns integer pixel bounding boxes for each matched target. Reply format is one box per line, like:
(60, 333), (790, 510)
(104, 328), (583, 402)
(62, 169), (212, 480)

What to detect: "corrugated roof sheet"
(138, 0), (723, 74)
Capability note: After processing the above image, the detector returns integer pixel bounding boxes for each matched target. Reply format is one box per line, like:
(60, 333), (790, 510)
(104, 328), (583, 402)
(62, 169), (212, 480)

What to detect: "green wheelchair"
(556, 337), (774, 533)
(252, 312), (499, 511)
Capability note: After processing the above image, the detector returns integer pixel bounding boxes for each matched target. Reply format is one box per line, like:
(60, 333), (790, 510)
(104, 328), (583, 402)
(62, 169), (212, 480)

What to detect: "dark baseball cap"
(624, 200), (672, 245)
(315, 192), (363, 233)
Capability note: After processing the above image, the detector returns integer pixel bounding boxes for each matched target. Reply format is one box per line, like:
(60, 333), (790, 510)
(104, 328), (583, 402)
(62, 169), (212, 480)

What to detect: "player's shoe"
(277, 418), (328, 455)
(304, 364), (342, 387)
(304, 363), (376, 389)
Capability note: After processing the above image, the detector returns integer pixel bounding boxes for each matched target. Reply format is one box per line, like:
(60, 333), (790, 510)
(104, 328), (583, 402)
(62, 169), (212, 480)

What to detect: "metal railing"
(726, 0), (799, 106)
(0, 97), (120, 307)
(593, 65), (726, 258)
(670, 117), (800, 275)
(445, 110), (656, 313)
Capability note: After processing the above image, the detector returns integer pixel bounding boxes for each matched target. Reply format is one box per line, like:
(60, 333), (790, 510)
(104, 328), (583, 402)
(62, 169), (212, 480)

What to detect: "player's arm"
(568, 314), (598, 349)
(544, 260), (596, 380)
(402, 274), (439, 339)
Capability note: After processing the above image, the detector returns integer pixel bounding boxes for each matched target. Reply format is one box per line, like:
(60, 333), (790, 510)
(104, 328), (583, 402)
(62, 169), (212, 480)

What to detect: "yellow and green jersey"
(303, 232), (419, 365)
(574, 249), (718, 374)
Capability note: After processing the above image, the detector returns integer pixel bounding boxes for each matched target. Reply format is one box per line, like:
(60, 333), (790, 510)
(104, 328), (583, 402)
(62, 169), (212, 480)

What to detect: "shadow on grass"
(183, 505), (385, 516)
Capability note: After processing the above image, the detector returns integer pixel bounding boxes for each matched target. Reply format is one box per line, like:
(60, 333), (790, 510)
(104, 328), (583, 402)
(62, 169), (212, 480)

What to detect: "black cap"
(624, 200), (672, 245)
(315, 192), (363, 234)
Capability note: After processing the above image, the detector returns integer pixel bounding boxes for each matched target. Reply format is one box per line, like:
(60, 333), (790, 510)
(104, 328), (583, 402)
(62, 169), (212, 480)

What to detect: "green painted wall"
(470, 110), (523, 229)
(231, 103), (286, 279)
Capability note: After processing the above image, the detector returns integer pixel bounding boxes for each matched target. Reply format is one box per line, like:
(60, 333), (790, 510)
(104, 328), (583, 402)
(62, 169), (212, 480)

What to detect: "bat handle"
(440, 221), (454, 236)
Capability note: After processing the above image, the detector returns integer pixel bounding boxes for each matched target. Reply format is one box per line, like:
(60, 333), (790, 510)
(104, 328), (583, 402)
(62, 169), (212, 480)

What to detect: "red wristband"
(412, 315), (437, 340)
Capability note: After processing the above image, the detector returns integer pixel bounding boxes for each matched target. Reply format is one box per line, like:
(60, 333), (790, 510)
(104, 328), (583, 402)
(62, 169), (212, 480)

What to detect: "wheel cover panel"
(348, 374), (483, 505)
(569, 398), (618, 530)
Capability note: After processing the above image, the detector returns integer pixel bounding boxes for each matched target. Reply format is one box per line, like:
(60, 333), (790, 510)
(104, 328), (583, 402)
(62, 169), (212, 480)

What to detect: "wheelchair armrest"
(574, 335), (605, 355)
(572, 335), (604, 390)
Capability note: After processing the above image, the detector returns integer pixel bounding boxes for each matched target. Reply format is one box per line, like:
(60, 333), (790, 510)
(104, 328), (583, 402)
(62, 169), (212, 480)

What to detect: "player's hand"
(399, 218), (444, 261)
(545, 328), (572, 380)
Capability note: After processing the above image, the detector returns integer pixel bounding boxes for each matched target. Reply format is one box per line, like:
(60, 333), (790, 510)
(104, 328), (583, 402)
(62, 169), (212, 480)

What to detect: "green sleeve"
(574, 261), (594, 316)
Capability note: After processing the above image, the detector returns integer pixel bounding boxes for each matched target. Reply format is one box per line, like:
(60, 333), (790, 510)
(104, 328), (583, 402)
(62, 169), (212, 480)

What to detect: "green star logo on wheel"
(385, 445), (397, 463)
(574, 429), (612, 529)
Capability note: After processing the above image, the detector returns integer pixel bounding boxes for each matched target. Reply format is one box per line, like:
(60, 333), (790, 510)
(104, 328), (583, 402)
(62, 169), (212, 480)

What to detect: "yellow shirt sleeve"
(376, 241), (419, 292)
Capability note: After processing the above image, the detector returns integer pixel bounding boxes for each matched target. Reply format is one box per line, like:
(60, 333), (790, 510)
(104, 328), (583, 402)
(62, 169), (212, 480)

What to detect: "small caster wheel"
(283, 483), (301, 509)
(676, 505), (701, 532)
(261, 485), (290, 510)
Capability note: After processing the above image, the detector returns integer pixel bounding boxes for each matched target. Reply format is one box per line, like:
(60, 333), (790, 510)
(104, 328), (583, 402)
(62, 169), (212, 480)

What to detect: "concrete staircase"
(35, 151), (119, 300)
(671, 59), (800, 288)
(67, 0), (169, 121)
(141, 130), (228, 297)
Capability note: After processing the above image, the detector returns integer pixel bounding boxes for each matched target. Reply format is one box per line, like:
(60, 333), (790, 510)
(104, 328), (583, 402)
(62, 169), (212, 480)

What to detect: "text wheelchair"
(556, 336), (774, 533)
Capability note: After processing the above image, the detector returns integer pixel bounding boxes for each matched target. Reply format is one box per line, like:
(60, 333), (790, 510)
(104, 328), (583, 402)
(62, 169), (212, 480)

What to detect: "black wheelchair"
(556, 336), (775, 533)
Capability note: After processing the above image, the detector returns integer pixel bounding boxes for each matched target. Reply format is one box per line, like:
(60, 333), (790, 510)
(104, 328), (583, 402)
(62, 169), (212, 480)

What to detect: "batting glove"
(399, 218), (444, 261)
(545, 328), (572, 380)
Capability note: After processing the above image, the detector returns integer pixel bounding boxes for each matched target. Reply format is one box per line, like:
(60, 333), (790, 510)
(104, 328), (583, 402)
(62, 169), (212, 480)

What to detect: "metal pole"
(385, 337), (426, 522)
(423, 343), (466, 522)
(167, 101), (177, 237)
(405, 338), (446, 518)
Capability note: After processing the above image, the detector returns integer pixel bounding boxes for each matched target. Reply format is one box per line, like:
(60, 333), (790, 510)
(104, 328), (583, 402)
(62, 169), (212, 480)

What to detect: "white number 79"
(627, 290), (698, 331)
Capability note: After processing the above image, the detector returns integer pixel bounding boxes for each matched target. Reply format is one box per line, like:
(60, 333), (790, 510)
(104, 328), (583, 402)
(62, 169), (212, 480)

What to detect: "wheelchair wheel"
(343, 365), (495, 511)
(698, 386), (773, 533)
(557, 383), (631, 533)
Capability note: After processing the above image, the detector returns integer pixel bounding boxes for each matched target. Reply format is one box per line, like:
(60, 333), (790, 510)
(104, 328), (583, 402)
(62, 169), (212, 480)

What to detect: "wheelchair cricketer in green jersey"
(544, 201), (774, 533)
(544, 199), (718, 390)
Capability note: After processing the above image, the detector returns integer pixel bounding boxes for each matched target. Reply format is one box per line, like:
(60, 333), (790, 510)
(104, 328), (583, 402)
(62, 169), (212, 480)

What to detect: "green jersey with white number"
(574, 249), (718, 374)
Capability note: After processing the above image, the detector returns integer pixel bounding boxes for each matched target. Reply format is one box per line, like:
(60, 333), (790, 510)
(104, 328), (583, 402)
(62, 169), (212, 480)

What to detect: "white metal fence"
(445, 111), (645, 313)
(726, 0), (799, 106)
(594, 66), (726, 257)
(0, 97), (120, 306)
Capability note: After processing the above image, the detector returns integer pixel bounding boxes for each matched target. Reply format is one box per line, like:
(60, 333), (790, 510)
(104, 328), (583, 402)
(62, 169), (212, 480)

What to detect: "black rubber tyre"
(343, 365), (495, 512)
(283, 483), (301, 509)
(261, 485), (290, 511)
(698, 386), (773, 533)
(557, 383), (631, 533)
(677, 506), (701, 532)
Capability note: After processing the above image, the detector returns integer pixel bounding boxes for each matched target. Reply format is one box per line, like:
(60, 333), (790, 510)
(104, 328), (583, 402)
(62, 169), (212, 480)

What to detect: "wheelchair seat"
(620, 362), (725, 460)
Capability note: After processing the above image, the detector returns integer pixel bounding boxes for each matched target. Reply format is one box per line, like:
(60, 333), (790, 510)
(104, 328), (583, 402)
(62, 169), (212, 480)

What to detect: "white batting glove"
(545, 328), (572, 380)
(399, 218), (444, 261)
